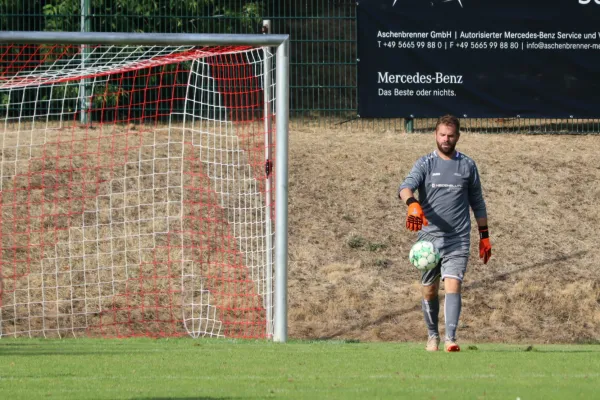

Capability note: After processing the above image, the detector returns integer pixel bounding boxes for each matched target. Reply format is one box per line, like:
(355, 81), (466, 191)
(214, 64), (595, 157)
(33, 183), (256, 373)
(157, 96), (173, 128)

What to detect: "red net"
(0, 44), (275, 339)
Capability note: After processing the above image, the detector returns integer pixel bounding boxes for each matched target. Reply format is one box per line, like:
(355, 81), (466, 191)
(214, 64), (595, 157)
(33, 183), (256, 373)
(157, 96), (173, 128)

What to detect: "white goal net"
(0, 41), (277, 339)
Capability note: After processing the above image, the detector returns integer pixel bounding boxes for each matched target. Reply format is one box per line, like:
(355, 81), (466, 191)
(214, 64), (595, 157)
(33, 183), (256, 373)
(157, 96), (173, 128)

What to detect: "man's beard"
(437, 141), (456, 156)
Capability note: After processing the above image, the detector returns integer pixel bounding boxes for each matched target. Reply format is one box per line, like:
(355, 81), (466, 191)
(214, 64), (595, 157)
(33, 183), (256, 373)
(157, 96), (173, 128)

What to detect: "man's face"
(435, 123), (459, 156)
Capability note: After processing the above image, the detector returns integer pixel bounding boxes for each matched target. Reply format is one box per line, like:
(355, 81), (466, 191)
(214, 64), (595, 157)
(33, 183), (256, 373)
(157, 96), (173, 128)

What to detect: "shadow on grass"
(317, 250), (589, 340)
(132, 398), (239, 400)
(0, 342), (156, 356)
(463, 250), (589, 291)
(0, 342), (44, 346)
(316, 304), (421, 340)
(474, 348), (600, 353)
(0, 349), (154, 356)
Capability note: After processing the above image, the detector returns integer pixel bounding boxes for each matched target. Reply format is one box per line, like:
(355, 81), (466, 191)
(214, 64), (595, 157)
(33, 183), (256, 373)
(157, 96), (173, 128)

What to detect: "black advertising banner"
(357, 0), (600, 118)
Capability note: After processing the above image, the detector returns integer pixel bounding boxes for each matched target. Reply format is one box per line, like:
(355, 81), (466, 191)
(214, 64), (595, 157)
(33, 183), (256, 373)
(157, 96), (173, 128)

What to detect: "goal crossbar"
(0, 31), (290, 342)
(0, 31), (290, 47)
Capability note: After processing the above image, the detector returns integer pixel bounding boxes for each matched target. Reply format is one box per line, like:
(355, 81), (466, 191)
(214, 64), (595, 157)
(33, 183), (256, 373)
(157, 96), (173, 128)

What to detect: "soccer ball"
(409, 240), (440, 271)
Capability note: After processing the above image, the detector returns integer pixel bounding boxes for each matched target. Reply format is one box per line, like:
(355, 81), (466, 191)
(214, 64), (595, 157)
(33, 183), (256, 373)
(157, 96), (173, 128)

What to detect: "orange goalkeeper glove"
(479, 226), (492, 264)
(406, 198), (428, 232)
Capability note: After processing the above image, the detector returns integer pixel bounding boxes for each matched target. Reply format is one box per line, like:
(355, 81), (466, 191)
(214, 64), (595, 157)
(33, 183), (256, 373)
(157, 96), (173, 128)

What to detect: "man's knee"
(421, 282), (439, 300)
(444, 277), (462, 294)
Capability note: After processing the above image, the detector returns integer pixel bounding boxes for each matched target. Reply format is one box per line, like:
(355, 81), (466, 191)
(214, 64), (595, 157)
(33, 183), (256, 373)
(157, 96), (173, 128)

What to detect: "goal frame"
(0, 30), (290, 343)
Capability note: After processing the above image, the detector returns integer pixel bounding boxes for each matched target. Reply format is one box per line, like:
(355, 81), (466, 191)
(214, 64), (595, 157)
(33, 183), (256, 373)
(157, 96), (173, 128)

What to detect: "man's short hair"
(435, 115), (460, 135)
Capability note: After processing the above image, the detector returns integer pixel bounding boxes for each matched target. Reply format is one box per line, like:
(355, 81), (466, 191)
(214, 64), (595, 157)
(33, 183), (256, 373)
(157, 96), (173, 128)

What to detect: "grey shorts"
(417, 231), (470, 286)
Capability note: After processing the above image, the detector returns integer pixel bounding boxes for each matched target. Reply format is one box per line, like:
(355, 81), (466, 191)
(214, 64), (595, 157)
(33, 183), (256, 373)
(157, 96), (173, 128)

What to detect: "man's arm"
(398, 159), (428, 231)
(476, 217), (487, 230)
(468, 161), (487, 218)
(468, 162), (491, 263)
(399, 188), (415, 203)
(398, 156), (427, 200)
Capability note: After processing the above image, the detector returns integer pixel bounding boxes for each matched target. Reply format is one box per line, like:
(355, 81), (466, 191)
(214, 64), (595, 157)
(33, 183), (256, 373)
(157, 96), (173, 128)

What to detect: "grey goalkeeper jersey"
(399, 150), (487, 241)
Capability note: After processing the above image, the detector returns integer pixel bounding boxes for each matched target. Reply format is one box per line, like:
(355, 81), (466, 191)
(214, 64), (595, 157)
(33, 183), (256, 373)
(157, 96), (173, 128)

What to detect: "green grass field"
(1, 338), (599, 399)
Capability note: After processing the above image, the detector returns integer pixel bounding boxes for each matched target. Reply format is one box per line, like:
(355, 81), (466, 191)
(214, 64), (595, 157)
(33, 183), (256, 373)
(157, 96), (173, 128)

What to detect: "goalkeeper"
(398, 114), (491, 352)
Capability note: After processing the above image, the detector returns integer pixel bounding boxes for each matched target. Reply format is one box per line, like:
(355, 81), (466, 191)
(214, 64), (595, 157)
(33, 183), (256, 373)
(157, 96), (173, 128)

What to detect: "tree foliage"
(0, 0), (45, 30)
(1, 0), (265, 33)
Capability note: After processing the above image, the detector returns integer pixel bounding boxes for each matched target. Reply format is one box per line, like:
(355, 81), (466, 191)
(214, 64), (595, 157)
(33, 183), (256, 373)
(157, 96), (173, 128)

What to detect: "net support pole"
(262, 19), (274, 338)
(79, 0), (91, 125)
(273, 38), (289, 343)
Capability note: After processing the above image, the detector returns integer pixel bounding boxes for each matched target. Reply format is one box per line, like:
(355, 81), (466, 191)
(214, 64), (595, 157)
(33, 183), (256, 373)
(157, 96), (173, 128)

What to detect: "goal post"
(0, 31), (289, 342)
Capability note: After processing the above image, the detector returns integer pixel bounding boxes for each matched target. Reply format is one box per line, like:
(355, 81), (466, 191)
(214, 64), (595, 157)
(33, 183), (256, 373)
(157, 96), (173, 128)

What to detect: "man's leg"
(422, 281), (440, 334)
(443, 278), (462, 352)
(441, 254), (469, 352)
(421, 264), (441, 351)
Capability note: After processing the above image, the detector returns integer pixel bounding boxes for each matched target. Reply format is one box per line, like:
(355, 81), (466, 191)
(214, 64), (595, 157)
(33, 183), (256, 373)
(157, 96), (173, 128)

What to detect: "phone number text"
(377, 41), (522, 50)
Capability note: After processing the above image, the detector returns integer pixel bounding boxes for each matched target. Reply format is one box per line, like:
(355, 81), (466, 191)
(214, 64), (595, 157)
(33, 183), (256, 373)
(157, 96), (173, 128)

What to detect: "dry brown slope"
(287, 125), (600, 344)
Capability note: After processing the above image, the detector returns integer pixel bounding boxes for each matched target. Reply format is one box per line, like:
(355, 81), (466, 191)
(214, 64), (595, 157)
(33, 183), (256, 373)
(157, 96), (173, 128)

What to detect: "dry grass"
(2, 119), (599, 344)
(287, 125), (600, 344)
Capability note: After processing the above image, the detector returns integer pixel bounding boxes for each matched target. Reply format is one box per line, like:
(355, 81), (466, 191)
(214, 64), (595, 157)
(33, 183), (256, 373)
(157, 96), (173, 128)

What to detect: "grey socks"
(444, 293), (462, 341)
(422, 297), (440, 337)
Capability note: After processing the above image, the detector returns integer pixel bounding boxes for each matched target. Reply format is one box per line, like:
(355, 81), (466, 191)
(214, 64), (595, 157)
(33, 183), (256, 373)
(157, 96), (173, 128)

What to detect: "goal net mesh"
(0, 43), (276, 339)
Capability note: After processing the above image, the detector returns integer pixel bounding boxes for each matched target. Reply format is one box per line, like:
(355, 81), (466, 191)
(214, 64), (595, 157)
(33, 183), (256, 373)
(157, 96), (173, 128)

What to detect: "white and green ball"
(409, 240), (441, 271)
